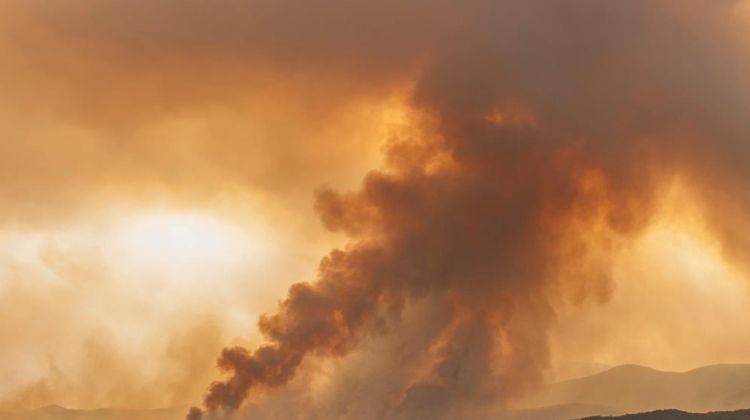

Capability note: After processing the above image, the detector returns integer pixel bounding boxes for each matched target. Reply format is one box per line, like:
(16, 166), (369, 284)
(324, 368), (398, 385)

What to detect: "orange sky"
(1, 0), (750, 414)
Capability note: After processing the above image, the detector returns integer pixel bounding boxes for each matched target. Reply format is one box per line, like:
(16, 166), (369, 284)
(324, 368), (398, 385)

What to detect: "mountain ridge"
(523, 363), (750, 414)
(4, 364), (750, 420)
(580, 408), (750, 419)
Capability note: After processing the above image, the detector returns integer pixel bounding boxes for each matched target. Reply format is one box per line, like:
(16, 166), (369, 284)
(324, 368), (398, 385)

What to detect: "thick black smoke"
(189, 1), (750, 418)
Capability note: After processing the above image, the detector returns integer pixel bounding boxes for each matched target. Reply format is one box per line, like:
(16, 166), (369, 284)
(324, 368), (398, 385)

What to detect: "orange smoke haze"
(0, 1), (749, 420)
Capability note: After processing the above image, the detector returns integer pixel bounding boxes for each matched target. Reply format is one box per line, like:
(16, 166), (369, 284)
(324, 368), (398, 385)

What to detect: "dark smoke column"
(189, 1), (750, 418)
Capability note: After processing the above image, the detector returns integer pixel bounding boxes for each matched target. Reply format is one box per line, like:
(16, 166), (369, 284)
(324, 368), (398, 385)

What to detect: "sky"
(1, 1), (750, 418)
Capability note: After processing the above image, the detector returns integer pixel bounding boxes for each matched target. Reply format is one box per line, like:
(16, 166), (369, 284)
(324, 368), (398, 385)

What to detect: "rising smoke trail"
(190, 1), (750, 418)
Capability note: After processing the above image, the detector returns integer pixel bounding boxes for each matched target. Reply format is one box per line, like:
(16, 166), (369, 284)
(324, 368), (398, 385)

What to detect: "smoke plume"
(191, 1), (750, 418)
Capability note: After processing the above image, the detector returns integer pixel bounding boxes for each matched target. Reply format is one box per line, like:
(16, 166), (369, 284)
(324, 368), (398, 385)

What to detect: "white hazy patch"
(109, 211), (268, 290)
(0, 208), (287, 409)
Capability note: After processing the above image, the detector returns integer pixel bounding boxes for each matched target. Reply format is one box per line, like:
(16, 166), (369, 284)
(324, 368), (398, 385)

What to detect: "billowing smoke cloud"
(190, 1), (750, 418)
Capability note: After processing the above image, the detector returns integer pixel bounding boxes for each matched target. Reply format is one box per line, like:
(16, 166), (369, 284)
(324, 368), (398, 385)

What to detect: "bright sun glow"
(642, 228), (736, 288)
(113, 212), (260, 280)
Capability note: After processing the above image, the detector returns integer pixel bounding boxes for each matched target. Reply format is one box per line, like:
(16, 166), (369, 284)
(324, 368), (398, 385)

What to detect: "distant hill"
(520, 364), (750, 415)
(0, 405), (187, 420)
(502, 403), (621, 420)
(581, 408), (750, 419)
(5, 365), (750, 420)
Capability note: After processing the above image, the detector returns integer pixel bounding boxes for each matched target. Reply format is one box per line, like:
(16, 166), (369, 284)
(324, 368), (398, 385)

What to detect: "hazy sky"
(1, 0), (750, 416)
